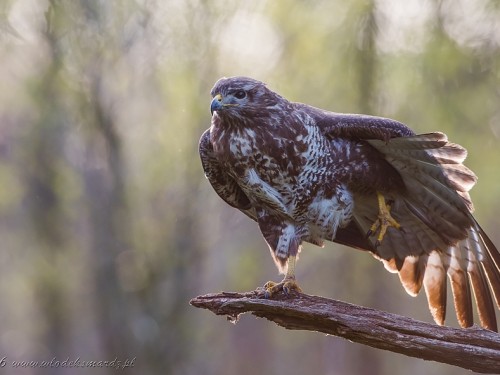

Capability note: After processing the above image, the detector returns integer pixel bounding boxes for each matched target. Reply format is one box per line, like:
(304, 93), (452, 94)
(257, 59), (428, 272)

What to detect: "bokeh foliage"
(0, 0), (499, 374)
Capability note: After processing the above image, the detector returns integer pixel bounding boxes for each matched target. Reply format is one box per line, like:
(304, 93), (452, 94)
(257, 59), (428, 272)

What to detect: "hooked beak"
(210, 94), (223, 115)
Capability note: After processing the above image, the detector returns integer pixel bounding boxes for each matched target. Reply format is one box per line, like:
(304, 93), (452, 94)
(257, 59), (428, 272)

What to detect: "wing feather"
(423, 251), (447, 326)
(398, 255), (425, 296)
(445, 245), (473, 328)
(467, 245), (497, 331)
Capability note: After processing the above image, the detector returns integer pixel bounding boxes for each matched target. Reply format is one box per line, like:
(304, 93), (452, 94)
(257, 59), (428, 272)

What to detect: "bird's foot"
(366, 192), (403, 247)
(260, 277), (302, 298)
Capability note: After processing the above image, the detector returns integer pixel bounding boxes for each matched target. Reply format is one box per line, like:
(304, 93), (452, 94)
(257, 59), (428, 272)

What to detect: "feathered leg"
(256, 215), (304, 298)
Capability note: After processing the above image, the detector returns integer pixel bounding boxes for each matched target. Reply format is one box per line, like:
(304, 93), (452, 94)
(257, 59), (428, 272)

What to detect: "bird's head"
(209, 76), (285, 125)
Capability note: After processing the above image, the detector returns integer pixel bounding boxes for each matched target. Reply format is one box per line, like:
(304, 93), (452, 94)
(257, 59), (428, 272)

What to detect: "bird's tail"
(353, 133), (500, 330)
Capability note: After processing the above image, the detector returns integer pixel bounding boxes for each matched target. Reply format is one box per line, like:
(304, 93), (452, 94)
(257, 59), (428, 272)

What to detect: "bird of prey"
(199, 76), (500, 331)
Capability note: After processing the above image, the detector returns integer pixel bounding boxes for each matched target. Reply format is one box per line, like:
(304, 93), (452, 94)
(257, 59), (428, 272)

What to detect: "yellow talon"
(263, 278), (302, 298)
(261, 256), (302, 298)
(367, 192), (402, 247)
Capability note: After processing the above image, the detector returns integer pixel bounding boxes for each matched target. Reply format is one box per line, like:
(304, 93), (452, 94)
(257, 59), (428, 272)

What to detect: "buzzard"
(199, 76), (500, 331)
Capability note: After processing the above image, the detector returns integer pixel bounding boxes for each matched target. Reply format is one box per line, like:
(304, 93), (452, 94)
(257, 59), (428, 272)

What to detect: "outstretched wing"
(199, 129), (257, 221)
(363, 133), (500, 330)
(309, 108), (500, 330)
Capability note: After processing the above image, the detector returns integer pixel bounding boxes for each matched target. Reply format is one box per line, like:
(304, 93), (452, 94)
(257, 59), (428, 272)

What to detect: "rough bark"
(190, 290), (500, 373)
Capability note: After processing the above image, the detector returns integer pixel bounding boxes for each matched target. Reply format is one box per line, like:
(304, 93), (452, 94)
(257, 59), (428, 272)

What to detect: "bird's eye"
(234, 90), (246, 99)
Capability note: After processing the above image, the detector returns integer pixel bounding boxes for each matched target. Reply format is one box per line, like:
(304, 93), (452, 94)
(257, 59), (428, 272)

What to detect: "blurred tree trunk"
(81, 73), (135, 361)
(71, 0), (137, 364)
(355, 0), (378, 115)
(351, 2), (384, 374)
(23, 4), (70, 371)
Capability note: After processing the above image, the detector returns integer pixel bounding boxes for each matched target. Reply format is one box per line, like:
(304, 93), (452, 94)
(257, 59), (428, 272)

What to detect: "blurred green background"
(1, 0), (500, 374)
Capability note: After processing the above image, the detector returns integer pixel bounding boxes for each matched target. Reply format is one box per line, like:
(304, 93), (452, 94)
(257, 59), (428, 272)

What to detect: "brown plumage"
(199, 76), (500, 331)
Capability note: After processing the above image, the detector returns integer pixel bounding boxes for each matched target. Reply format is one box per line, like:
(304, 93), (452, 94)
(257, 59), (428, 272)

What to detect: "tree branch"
(190, 290), (500, 373)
